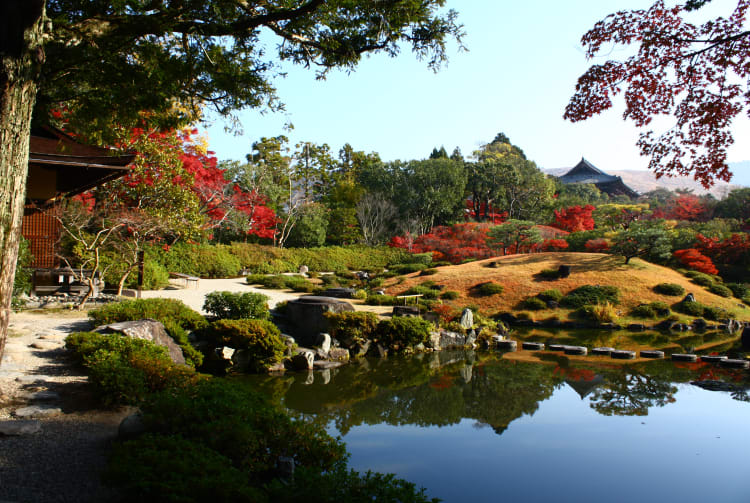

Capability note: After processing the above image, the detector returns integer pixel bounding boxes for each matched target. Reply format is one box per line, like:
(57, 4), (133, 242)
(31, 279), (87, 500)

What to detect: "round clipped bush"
(727, 283), (750, 299)
(673, 300), (705, 317)
(203, 291), (270, 320)
(537, 289), (563, 302)
(708, 284), (733, 298)
(703, 305), (733, 321)
(688, 273), (715, 287)
(561, 285), (620, 308)
(323, 311), (379, 347)
(653, 283), (685, 296)
(630, 304), (657, 319)
(376, 316), (432, 348)
(474, 282), (504, 296)
(205, 319), (285, 372)
(520, 297), (547, 311)
(440, 290), (460, 300)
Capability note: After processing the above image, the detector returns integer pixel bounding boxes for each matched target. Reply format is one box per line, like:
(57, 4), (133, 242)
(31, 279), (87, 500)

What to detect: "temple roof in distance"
(558, 158), (639, 198)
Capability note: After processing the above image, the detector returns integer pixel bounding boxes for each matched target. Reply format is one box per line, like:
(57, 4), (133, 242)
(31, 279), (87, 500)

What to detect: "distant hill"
(545, 162), (749, 198)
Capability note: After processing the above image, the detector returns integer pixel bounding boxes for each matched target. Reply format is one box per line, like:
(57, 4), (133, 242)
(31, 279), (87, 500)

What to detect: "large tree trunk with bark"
(0, 1), (46, 365)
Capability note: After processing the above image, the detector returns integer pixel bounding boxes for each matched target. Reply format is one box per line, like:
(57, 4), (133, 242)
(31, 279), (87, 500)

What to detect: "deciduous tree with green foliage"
(610, 221), (673, 264)
(0, 0), (463, 361)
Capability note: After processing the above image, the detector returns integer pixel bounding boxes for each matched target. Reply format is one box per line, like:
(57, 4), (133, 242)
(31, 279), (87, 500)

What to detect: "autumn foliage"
(673, 248), (718, 275)
(553, 205), (595, 232)
(389, 223), (494, 264)
(694, 233), (750, 266)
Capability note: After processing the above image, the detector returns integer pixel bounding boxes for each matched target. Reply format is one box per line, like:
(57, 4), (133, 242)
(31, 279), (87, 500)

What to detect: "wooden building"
(22, 128), (134, 268)
(557, 158), (639, 199)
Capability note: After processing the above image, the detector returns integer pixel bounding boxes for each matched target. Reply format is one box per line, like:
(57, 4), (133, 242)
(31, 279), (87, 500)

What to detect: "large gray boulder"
(285, 296), (354, 346)
(459, 308), (474, 329)
(94, 319), (186, 365)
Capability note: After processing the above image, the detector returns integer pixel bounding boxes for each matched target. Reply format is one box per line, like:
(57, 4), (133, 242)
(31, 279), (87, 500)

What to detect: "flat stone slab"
(564, 346), (588, 356)
(700, 355), (728, 363)
(18, 390), (61, 402)
(522, 342), (545, 350)
(29, 341), (62, 350)
(610, 350), (636, 360)
(496, 340), (517, 351)
(640, 350), (665, 359)
(15, 375), (50, 384)
(671, 353), (698, 362)
(719, 359), (750, 369)
(591, 347), (616, 356)
(14, 405), (62, 419)
(0, 420), (41, 436)
(547, 344), (568, 351)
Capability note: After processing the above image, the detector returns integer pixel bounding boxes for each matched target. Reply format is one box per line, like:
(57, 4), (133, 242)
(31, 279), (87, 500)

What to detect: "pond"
(244, 346), (750, 503)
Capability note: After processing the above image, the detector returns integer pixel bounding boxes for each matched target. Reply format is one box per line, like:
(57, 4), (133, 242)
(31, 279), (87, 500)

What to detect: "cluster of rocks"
(16, 292), (121, 310)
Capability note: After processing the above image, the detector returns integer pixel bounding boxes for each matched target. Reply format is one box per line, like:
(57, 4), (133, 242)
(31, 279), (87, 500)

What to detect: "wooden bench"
(168, 272), (200, 289)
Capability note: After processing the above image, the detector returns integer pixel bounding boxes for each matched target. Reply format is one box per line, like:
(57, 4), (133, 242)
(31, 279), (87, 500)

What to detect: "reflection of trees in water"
(588, 372), (677, 416)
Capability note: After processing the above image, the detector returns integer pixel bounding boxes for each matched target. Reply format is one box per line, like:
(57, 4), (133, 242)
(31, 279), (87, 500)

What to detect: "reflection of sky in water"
(330, 384), (749, 503)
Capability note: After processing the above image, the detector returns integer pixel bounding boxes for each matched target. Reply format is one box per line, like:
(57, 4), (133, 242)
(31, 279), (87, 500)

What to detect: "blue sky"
(205, 0), (750, 182)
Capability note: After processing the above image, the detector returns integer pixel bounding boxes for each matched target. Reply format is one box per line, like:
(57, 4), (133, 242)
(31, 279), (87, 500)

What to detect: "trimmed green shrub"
(376, 316), (432, 347)
(88, 298), (206, 365)
(105, 434), (263, 503)
(390, 263), (427, 274)
(66, 332), (202, 406)
(203, 291), (270, 320)
(419, 268), (438, 276)
(405, 253), (434, 265)
(708, 284), (733, 298)
(673, 300), (705, 317)
(727, 283), (750, 299)
(365, 294), (399, 306)
(631, 301), (671, 319)
(575, 303), (617, 323)
(89, 298), (207, 330)
(703, 305), (733, 321)
(474, 282), (504, 296)
(653, 283), (686, 296)
(353, 289), (368, 300)
(650, 301), (671, 315)
(538, 268), (561, 279)
(204, 319), (285, 372)
(561, 285), (620, 308)
(520, 297), (547, 311)
(440, 290), (460, 300)
(687, 272), (715, 287)
(537, 289), (563, 302)
(401, 285), (440, 300)
(324, 311), (379, 347)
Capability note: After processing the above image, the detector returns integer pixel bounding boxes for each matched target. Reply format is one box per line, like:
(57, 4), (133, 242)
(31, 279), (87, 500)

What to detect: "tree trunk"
(0, 1), (46, 365)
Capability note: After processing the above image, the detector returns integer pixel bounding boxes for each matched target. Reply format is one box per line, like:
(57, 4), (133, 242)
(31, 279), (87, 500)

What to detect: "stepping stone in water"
(522, 342), (545, 350)
(592, 347), (615, 356)
(610, 350), (636, 360)
(700, 355), (728, 363)
(640, 350), (664, 359)
(719, 359), (750, 369)
(671, 354), (698, 362)
(496, 340), (517, 351)
(564, 346), (587, 356)
(547, 344), (568, 351)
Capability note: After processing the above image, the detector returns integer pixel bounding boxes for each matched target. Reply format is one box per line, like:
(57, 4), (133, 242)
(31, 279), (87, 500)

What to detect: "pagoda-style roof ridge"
(556, 157), (639, 198)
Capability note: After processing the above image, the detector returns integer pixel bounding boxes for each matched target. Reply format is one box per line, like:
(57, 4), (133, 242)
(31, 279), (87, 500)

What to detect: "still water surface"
(246, 350), (750, 503)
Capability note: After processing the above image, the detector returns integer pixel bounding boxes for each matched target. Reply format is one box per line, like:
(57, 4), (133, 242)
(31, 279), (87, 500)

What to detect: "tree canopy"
(39, 0), (465, 139)
(564, 0), (750, 187)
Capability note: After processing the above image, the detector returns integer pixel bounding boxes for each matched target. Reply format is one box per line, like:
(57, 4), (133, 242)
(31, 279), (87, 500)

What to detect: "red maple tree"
(565, 0), (750, 187)
(694, 233), (750, 266)
(663, 194), (711, 221)
(673, 248), (719, 275)
(553, 205), (596, 232)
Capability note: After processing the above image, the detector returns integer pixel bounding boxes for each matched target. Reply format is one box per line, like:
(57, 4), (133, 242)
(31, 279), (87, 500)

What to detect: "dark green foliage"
(561, 285), (620, 308)
(268, 467), (439, 503)
(390, 263), (427, 274)
(708, 284), (733, 298)
(246, 274), (315, 292)
(688, 272), (715, 287)
(89, 298), (207, 330)
(538, 268), (561, 279)
(702, 305), (733, 321)
(401, 285), (440, 300)
(564, 229), (605, 252)
(88, 298), (206, 365)
(204, 319), (285, 371)
(137, 380), (348, 483)
(630, 302), (671, 319)
(324, 311), (379, 347)
(653, 283), (686, 296)
(105, 434), (262, 503)
(65, 332), (202, 406)
(419, 268), (438, 276)
(726, 282), (750, 299)
(474, 282), (504, 296)
(376, 317), (432, 347)
(440, 290), (460, 300)
(286, 203), (329, 248)
(365, 294), (399, 306)
(520, 297), (547, 311)
(203, 291), (270, 320)
(538, 289), (563, 302)
(673, 300), (705, 317)
(406, 253), (435, 265)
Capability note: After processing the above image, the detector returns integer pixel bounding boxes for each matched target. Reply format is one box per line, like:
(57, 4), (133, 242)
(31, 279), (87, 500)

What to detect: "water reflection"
(244, 350), (750, 435)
